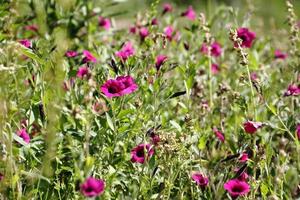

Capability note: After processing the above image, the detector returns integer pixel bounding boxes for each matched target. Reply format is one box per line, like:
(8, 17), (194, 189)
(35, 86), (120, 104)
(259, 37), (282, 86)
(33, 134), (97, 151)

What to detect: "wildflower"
(224, 179), (250, 198)
(213, 127), (224, 142)
(191, 172), (209, 188)
(100, 76), (138, 98)
(139, 27), (149, 40)
(80, 177), (105, 197)
(115, 42), (135, 61)
(250, 72), (258, 80)
(65, 50), (78, 58)
(25, 24), (38, 32)
(162, 3), (173, 15)
(151, 18), (158, 26)
(155, 55), (168, 70)
(0, 173), (3, 181)
(296, 124), (300, 140)
(274, 49), (287, 60)
(77, 66), (90, 79)
(19, 39), (31, 48)
(243, 121), (263, 134)
(129, 26), (137, 34)
(239, 152), (248, 162)
(200, 42), (222, 57)
(236, 28), (256, 48)
(181, 6), (196, 21)
(131, 143), (154, 164)
(164, 26), (174, 41)
(211, 63), (220, 75)
(93, 100), (108, 115)
(17, 128), (30, 144)
(150, 134), (160, 145)
(284, 84), (300, 96)
(98, 16), (111, 30)
(82, 50), (97, 63)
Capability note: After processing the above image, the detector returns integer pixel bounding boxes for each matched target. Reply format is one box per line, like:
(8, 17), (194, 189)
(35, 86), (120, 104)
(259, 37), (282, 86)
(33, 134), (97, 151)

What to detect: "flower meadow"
(0, 0), (299, 199)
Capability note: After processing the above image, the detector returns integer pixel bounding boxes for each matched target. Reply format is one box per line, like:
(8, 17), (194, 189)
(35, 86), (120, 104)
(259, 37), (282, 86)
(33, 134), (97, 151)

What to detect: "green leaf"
(198, 136), (207, 150)
(106, 112), (115, 131)
(13, 134), (28, 146)
(19, 46), (45, 65)
(170, 120), (182, 132)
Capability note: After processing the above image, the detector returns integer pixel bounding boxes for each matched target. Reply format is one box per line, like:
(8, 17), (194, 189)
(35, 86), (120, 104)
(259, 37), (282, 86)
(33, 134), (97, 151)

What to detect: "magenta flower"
(191, 172), (209, 188)
(19, 39), (31, 48)
(213, 127), (225, 142)
(250, 72), (258, 81)
(139, 27), (149, 40)
(200, 42), (222, 57)
(239, 152), (248, 163)
(164, 26), (174, 41)
(17, 128), (30, 144)
(25, 24), (38, 32)
(296, 124), (300, 140)
(150, 134), (160, 145)
(131, 143), (154, 164)
(129, 26), (137, 34)
(101, 76), (138, 98)
(284, 84), (300, 96)
(80, 177), (105, 197)
(224, 179), (250, 198)
(155, 55), (168, 70)
(243, 121), (263, 134)
(151, 18), (158, 26)
(77, 66), (89, 79)
(211, 63), (220, 75)
(274, 49), (287, 60)
(162, 3), (173, 14)
(82, 50), (97, 63)
(98, 16), (111, 30)
(65, 50), (78, 58)
(236, 28), (256, 48)
(115, 42), (135, 61)
(181, 6), (196, 21)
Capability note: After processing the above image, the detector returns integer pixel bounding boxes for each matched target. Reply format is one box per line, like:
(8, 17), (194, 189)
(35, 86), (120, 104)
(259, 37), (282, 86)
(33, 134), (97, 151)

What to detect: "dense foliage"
(0, 0), (299, 199)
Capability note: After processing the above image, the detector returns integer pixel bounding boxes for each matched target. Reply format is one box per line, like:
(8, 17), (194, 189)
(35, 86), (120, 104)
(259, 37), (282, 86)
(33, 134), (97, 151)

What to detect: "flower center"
(232, 185), (244, 193)
(136, 149), (145, 157)
(108, 86), (118, 93)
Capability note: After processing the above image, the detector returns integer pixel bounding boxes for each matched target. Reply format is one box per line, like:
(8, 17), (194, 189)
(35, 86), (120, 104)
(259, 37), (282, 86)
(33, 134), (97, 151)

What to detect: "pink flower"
(213, 127), (225, 142)
(82, 50), (97, 63)
(191, 172), (209, 188)
(162, 3), (173, 14)
(200, 42), (222, 57)
(17, 128), (30, 144)
(211, 63), (220, 75)
(139, 27), (149, 40)
(239, 152), (248, 163)
(115, 42), (135, 61)
(181, 6), (196, 21)
(101, 76), (138, 98)
(224, 179), (250, 198)
(296, 124), (300, 140)
(284, 84), (300, 96)
(236, 28), (256, 48)
(151, 18), (158, 26)
(150, 134), (160, 145)
(129, 26), (137, 34)
(80, 177), (105, 197)
(250, 72), (258, 80)
(19, 39), (31, 48)
(274, 49), (287, 60)
(65, 50), (78, 58)
(98, 16), (111, 30)
(164, 26), (174, 41)
(155, 55), (168, 70)
(76, 66), (90, 79)
(243, 121), (263, 134)
(131, 143), (154, 164)
(25, 24), (38, 32)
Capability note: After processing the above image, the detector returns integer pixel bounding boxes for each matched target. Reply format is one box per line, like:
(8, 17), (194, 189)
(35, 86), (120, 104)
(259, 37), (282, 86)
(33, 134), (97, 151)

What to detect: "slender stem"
(208, 49), (213, 107)
(245, 64), (257, 119)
